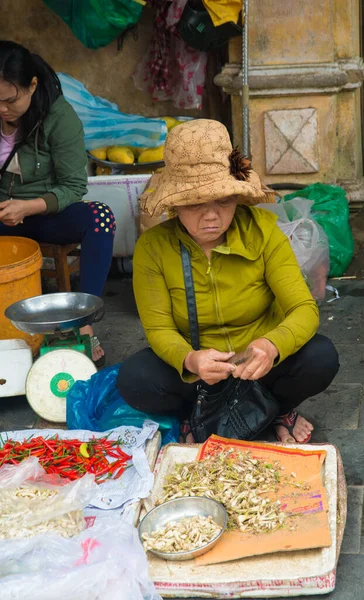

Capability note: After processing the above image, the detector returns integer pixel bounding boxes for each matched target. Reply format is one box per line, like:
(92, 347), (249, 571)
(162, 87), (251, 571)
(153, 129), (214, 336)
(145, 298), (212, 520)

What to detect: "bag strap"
(180, 241), (200, 351)
(0, 119), (39, 181)
(0, 142), (23, 180)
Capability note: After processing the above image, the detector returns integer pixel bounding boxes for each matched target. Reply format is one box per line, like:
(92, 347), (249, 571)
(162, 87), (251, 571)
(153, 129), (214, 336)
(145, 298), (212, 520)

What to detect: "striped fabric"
(58, 73), (167, 150)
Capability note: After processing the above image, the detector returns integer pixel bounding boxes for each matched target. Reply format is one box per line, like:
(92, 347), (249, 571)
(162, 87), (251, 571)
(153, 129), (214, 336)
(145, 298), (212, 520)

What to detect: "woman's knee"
(299, 334), (340, 384)
(117, 348), (190, 416)
(116, 348), (168, 408)
(268, 335), (340, 406)
(67, 201), (116, 236)
(117, 352), (149, 403)
(85, 201), (116, 236)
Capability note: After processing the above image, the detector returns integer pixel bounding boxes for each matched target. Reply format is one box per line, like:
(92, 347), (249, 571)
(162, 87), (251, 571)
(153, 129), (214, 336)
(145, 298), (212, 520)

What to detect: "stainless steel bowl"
(138, 497), (228, 561)
(5, 292), (104, 334)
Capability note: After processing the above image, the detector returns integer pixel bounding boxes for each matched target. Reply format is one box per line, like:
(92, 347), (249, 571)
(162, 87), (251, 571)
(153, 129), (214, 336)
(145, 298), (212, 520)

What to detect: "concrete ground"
(0, 272), (363, 599)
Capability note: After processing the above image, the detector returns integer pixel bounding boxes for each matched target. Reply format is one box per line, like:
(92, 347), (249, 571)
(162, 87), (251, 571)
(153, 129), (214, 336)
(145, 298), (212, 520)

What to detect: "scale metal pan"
(5, 292), (104, 335)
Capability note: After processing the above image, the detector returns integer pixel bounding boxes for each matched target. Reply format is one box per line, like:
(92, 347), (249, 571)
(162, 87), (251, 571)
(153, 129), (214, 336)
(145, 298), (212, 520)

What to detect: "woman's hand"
(232, 338), (279, 381)
(0, 200), (28, 226)
(0, 198), (47, 225)
(184, 349), (236, 385)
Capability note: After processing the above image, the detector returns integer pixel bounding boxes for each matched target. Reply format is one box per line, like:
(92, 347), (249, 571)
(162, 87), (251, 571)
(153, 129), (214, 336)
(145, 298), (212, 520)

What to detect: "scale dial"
(26, 349), (97, 422)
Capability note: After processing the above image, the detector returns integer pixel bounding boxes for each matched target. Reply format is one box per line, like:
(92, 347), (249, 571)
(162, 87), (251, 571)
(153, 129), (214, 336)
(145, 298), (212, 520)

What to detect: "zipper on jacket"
(34, 127), (41, 174)
(207, 257), (233, 352)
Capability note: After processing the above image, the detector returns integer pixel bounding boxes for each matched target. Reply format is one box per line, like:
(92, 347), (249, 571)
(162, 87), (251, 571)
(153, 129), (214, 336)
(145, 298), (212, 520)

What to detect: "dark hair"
(0, 40), (62, 141)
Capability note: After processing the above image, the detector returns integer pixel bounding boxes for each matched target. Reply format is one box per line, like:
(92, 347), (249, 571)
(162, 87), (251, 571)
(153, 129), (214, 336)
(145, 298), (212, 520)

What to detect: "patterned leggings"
(0, 201), (115, 296)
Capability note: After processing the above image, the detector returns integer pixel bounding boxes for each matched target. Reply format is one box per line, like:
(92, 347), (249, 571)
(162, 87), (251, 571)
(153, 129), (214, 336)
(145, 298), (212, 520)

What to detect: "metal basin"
(138, 497), (228, 561)
(5, 292), (104, 334)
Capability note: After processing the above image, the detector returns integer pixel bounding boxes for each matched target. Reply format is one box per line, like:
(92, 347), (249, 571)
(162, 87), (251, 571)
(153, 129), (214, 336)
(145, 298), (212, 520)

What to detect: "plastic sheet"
(0, 518), (162, 600)
(284, 183), (354, 277)
(0, 457), (97, 540)
(58, 73), (167, 150)
(258, 198), (330, 301)
(43, 0), (143, 49)
(66, 364), (179, 445)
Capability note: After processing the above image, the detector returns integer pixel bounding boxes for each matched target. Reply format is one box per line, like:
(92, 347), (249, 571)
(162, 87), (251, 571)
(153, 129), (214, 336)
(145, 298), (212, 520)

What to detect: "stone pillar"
(215, 0), (364, 206)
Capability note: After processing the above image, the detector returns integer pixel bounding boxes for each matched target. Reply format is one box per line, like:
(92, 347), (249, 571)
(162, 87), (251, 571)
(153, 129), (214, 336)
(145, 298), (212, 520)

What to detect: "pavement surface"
(0, 274), (363, 599)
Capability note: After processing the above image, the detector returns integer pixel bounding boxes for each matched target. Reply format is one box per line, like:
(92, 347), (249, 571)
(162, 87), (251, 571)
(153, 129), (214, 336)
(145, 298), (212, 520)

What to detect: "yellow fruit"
(138, 146), (164, 164)
(168, 120), (181, 132)
(89, 147), (108, 160)
(80, 443), (90, 458)
(130, 147), (146, 158)
(162, 116), (180, 131)
(96, 166), (112, 176)
(107, 146), (135, 164)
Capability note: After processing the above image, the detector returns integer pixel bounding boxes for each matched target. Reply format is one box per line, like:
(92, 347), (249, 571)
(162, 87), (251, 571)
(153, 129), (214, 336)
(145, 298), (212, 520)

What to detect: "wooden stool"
(39, 243), (81, 293)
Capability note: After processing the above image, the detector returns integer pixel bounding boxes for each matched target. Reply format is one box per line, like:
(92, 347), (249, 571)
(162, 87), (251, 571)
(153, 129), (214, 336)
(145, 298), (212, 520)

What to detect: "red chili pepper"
(114, 466), (126, 479)
(105, 450), (122, 459)
(0, 435), (133, 484)
(113, 445), (131, 460)
(95, 465), (111, 478)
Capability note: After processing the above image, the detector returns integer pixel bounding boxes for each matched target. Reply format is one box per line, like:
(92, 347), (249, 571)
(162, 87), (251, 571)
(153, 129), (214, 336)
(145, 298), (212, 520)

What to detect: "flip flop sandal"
(179, 420), (191, 444)
(273, 409), (311, 444)
(90, 335), (106, 369)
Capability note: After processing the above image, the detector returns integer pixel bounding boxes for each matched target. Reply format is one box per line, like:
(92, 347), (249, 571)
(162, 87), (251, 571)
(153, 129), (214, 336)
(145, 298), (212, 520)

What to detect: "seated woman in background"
(117, 119), (339, 443)
(0, 41), (115, 367)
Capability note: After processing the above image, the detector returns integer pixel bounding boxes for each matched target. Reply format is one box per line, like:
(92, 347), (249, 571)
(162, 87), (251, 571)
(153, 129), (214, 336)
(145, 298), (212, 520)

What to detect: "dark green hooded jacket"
(0, 95), (87, 214)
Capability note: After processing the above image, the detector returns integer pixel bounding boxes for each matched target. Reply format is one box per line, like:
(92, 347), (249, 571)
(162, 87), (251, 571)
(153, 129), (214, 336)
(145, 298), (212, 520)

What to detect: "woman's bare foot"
(274, 414), (314, 444)
(179, 432), (195, 444)
(79, 324), (105, 363)
(179, 421), (195, 444)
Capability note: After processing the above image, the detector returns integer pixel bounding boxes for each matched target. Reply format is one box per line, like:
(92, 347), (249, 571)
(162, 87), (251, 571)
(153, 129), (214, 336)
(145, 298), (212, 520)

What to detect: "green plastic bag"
(284, 183), (354, 277)
(43, 0), (143, 49)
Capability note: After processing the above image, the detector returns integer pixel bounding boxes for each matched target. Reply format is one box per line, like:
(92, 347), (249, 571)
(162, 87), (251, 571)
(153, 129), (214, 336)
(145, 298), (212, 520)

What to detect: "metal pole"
(241, 0), (250, 158)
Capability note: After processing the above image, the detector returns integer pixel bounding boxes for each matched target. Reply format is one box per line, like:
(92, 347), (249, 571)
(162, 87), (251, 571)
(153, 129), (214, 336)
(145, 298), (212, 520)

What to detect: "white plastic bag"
(0, 457), (97, 540)
(257, 198), (330, 301)
(0, 518), (162, 600)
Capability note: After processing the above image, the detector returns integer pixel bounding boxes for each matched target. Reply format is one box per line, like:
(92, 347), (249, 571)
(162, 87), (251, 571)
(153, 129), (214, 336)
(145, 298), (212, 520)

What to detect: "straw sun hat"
(139, 119), (269, 217)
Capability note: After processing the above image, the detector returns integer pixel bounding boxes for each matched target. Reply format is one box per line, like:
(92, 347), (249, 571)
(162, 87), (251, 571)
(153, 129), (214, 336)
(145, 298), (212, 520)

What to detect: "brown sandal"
(273, 409), (311, 444)
(90, 335), (106, 369)
(179, 420), (191, 444)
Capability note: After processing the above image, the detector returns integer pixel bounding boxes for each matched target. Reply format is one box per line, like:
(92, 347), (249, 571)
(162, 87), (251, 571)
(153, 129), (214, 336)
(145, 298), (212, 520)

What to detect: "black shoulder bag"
(180, 241), (279, 443)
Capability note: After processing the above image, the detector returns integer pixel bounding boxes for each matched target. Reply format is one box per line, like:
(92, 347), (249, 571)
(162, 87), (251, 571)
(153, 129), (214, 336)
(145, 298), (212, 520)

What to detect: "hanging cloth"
(133, 0), (207, 110)
(145, 0), (173, 92)
(202, 0), (242, 27)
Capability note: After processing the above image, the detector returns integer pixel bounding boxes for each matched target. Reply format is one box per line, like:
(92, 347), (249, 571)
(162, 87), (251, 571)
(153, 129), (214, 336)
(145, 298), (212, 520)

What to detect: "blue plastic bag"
(58, 74), (167, 150)
(66, 364), (179, 445)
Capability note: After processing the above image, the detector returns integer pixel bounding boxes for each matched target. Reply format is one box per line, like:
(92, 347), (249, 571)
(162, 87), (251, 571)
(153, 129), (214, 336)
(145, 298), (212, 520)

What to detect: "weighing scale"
(5, 292), (103, 422)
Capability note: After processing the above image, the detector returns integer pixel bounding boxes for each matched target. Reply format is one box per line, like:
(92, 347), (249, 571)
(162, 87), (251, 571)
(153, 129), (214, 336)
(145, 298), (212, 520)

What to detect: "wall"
(0, 0), (203, 118)
(215, 0), (364, 205)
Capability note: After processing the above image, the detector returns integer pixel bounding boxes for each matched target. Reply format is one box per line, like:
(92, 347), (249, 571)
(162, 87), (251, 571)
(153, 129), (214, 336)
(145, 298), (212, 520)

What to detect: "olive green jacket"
(133, 206), (319, 381)
(0, 95), (87, 213)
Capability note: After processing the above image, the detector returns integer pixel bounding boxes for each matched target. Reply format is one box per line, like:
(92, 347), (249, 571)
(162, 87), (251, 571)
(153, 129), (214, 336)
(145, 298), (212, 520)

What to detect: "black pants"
(117, 334), (339, 419)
